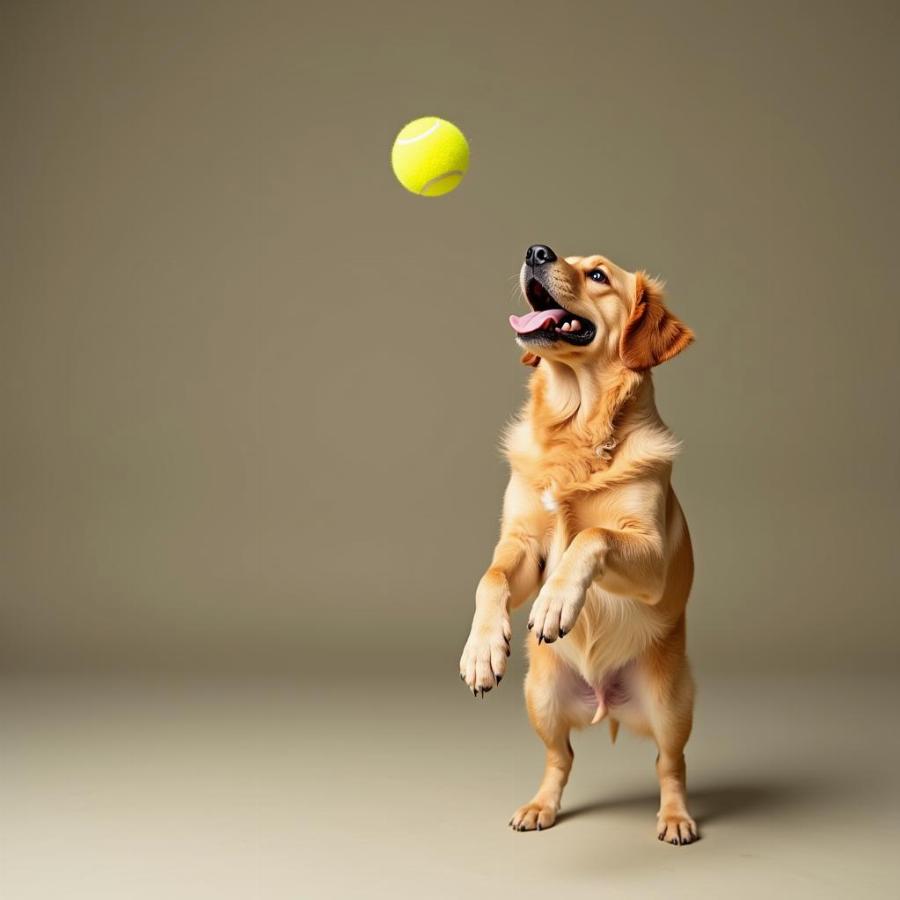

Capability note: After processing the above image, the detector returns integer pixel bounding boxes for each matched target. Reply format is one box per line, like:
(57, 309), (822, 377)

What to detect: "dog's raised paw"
(459, 615), (511, 695)
(509, 800), (558, 832)
(657, 811), (699, 845)
(527, 579), (584, 644)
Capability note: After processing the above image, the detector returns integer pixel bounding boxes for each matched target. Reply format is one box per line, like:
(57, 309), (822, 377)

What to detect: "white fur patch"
(541, 488), (558, 513)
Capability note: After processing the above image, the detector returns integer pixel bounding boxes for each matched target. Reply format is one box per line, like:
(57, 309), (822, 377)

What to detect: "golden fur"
(460, 250), (698, 844)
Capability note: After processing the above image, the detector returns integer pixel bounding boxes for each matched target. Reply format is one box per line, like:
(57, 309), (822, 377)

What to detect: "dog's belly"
(550, 585), (665, 727)
(563, 660), (633, 723)
(552, 584), (665, 677)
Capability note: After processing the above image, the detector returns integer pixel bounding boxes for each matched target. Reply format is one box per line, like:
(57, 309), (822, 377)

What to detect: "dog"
(459, 244), (697, 845)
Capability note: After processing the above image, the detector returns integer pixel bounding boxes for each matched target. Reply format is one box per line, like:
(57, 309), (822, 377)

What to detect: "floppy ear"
(619, 272), (694, 370)
(520, 351), (541, 367)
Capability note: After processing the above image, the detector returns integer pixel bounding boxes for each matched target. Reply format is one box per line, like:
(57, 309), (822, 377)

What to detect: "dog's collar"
(594, 437), (618, 462)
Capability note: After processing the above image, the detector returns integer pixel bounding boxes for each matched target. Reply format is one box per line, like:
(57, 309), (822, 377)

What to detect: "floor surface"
(2, 670), (898, 898)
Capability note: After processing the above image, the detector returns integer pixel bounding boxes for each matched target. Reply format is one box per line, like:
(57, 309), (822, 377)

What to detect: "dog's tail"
(608, 718), (620, 745)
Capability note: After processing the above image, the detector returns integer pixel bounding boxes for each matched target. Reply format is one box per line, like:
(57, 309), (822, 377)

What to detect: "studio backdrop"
(2, 0), (898, 678)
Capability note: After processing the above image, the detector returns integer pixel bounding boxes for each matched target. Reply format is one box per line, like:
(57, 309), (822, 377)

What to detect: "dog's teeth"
(561, 322), (571, 332)
(570, 320), (581, 332)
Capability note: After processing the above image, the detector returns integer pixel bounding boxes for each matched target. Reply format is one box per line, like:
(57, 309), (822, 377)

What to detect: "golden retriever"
(459, 244), (697, 844)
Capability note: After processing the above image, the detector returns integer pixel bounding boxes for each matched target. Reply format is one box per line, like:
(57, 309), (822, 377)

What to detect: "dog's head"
(512, 245), (693, 370)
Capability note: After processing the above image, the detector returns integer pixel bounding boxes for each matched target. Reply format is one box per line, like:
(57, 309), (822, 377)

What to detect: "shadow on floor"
(557, 778), (839, 828)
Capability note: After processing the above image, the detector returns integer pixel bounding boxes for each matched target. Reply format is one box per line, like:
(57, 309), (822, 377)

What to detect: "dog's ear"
(520, 351), (541, 367)
(619, 273), (694, 370)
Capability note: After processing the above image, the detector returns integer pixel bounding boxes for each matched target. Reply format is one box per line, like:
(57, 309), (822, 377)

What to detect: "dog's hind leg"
(641, 634), (698, 845)
(509, 644), (577, 831)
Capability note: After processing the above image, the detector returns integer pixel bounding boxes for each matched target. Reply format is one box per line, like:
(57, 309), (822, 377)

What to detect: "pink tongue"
(509, 308), (567, 335)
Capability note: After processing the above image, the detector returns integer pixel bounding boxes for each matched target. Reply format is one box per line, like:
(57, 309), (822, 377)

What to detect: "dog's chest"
(541, 501), (666, 682)
(540, 485), (621, 544)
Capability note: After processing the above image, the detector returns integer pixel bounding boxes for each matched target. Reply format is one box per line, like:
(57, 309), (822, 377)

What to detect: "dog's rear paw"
(509, 800), (558, 832)
(657, 811), (698, 845)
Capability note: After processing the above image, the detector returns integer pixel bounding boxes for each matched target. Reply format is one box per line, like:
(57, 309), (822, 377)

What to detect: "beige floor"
(1, 669), (898, 899)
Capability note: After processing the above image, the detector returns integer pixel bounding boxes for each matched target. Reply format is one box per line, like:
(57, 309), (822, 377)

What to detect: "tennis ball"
(391, 117), (469, 197)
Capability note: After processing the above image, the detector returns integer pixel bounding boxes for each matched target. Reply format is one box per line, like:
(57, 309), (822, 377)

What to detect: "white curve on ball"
(419, 169), (464, 195)
(396, 119), (442, 145)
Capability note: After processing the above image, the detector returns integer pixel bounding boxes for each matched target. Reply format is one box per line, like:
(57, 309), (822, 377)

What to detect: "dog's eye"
(588, 269), (609, 284)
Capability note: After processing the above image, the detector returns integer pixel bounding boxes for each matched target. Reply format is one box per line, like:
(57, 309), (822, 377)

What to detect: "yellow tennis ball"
(391, 117), (469, 197)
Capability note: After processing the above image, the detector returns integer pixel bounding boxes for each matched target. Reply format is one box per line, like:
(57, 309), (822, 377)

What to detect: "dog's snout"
(525, 244), (557, 267)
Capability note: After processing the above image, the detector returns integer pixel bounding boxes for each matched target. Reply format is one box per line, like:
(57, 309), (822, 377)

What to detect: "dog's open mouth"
(509, 279), (596, 346)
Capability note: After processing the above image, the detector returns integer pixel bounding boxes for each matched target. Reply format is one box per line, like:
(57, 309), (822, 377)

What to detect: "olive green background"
(2, 0), (899, 676)
(4, 4), (900, 899)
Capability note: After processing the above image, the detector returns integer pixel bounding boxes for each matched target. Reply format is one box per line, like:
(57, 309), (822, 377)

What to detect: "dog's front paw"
(459, 614), (511, 697)
(527, 578), (584, 644)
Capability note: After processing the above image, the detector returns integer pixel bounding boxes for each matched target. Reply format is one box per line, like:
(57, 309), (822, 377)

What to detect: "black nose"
(525, 244), (557, 267)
